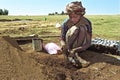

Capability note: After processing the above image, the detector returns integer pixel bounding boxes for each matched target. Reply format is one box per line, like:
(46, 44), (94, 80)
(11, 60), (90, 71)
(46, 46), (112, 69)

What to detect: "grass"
(86, 15), (120, 40)
(0, 15), (68, 22)
(0, 15), (120, 41)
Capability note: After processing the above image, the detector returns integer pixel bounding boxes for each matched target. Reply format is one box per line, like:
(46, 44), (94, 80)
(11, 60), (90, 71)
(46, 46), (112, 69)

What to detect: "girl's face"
(69, 12), (81, 24)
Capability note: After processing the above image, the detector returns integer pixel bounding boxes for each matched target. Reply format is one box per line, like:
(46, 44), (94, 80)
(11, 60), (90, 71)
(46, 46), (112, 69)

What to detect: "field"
(0, 15), (120, 40)
(0, 15), (120, 80)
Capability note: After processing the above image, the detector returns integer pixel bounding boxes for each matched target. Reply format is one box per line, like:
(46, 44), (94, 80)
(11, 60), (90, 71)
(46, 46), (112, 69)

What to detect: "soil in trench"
(0, 36), (120, 80)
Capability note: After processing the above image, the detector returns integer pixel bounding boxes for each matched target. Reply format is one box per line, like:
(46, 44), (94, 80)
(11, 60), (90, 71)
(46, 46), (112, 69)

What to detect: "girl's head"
(65, 1), (85, 24)
(66, 1), (85, 16)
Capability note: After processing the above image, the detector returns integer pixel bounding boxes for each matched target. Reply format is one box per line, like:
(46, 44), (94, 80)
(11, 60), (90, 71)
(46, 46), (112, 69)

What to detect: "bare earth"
(0, 36), (120, 80)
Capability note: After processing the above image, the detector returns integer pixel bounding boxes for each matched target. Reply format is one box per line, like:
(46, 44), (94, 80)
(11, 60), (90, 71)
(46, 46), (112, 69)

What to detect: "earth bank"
(0, 36), (120, 80)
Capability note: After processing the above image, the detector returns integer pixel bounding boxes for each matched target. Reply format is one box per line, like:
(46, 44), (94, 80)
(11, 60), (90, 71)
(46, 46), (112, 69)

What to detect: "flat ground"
(0, 36), (120, 80)
(0, 19), (120, 80)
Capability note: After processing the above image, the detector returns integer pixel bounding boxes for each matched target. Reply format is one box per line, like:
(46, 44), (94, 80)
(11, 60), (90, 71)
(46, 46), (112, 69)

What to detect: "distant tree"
(0, 9), (9, 15)
(55, 12), (58, 15)
(3, 9), (9, 15)
(0, 9), (3, 15)
(48, 13), (54, 15)
(48, 11), (66, 15)
(61, 11), (65, 15)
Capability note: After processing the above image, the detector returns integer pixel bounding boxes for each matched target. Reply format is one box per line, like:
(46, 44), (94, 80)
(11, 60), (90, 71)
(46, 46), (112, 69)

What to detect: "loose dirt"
(0, 36), (120, 80)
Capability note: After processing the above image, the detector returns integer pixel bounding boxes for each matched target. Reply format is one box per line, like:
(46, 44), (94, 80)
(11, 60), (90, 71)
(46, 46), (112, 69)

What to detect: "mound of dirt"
(0, 36), (120, 80)
(0, 36), (46, 80)
(32, 51), (120, 80)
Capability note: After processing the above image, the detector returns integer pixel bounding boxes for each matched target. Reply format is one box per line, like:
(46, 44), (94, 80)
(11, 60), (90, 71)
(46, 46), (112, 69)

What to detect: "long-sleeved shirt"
(61, 17), (92, 42)
(61, 16), (92, 52)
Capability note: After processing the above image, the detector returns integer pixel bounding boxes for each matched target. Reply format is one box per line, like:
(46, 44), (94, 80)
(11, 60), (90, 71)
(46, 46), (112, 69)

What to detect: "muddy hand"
(62, 45), (69, 56)
(69, 49), (76, 57)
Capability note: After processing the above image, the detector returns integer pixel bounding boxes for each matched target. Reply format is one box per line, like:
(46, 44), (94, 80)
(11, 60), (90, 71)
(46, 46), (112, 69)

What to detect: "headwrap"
(66, 1), (85, 15)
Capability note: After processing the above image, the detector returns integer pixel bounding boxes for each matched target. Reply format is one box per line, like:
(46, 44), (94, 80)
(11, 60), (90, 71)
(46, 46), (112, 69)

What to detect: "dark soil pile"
(0, 36), (46, 80)
(0, 36), (120, 80)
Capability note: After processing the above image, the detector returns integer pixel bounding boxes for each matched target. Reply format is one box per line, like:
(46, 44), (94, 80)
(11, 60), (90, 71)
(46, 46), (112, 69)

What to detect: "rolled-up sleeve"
(61, 19), (69, 42)
(85, 18), (92, 36)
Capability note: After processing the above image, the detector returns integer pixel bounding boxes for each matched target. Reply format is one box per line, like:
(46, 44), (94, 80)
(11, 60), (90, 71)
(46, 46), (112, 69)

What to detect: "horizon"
(0, 0), (119, 15)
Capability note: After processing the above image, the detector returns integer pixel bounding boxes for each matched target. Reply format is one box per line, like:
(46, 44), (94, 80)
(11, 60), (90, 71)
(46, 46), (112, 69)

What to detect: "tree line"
(0, 9), (9, 15)
(48, 11), (66, 15)
(0, 9), (66, 16)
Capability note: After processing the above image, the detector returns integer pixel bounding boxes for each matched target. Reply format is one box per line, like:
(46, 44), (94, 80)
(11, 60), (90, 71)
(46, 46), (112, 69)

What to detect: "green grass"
(0, 15), (68, 22)
(89, 15), (120, 40)
(0, 15), (120, 40)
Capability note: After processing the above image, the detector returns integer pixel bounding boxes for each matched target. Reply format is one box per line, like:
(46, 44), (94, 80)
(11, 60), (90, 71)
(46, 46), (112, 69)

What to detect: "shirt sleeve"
(60, 19), (69, 42)
(85, 18), (92, 36)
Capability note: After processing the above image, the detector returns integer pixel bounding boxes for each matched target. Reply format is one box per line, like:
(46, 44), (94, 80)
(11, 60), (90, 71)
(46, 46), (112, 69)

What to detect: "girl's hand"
(69, 49), (76, 57)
